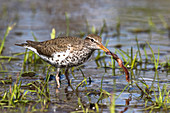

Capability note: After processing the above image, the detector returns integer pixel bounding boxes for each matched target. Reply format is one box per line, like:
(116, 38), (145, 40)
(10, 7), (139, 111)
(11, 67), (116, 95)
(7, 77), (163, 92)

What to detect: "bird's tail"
(15, 40), (39, 47)
(15, 41), (40, 54)
(15, 43), (28, 47)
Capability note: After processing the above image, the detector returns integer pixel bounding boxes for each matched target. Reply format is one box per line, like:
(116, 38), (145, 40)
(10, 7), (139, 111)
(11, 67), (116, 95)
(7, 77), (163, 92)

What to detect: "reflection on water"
(0, 0), (170, 112)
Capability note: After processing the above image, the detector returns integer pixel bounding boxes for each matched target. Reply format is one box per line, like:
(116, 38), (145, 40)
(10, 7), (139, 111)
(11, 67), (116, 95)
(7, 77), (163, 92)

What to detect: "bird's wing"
(23, 37), (84, 57)
(34, 44), (69, 57)
(37, 37), (84, 53)
(40, 37), (84, 49)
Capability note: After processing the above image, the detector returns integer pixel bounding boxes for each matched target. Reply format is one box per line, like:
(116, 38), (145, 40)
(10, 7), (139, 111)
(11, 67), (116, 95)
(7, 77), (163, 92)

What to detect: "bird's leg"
(65, 67), (74, 90)
(65, 68), (71, 86)
(56, 68), (60, 88)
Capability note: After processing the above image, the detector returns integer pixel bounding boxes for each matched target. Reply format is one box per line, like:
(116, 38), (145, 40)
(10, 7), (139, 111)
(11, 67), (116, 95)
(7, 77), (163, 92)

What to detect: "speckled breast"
(58, 48), (94, 68)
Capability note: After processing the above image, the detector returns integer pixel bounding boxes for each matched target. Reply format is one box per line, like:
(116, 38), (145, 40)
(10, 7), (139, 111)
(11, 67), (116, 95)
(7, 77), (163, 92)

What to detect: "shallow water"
(0, 0), (170, 112)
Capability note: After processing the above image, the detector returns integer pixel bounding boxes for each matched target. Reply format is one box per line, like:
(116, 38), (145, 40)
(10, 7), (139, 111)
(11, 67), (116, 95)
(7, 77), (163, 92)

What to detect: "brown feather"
(16, 37), (84, 57)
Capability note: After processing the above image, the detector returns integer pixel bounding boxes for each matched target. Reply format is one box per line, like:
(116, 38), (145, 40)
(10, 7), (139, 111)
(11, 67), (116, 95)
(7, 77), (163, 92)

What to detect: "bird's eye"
(90, 39), (94, 42)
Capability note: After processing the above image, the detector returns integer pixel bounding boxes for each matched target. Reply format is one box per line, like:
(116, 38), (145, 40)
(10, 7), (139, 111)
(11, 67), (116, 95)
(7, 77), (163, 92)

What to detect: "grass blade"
(65, 12), (70, 36)
(0, 24), (15, 54)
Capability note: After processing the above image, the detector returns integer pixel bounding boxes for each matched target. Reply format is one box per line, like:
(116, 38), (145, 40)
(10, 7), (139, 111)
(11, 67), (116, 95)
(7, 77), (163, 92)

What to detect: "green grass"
(0, 23), (16, 55)
(137, 79), (170, 112)
(135, 36), (142, 62)
(50, 28), (56, 39)
(134, 69), (169, 112)
(110, 94), (115, 113)
(114, 48), (129, 64)
(159, 15), (168, 29)
(100, 19), (108, 36)
(147, 41), (160, 70)
(0, 80), (31, 107)
(0, 24), (19, 63)
(144, 46), (148, 61)
(65, 12), (70, 36)
(116, 17), (120, 37)
(131, 51), (138, 70)
(111, 52), (116, 73)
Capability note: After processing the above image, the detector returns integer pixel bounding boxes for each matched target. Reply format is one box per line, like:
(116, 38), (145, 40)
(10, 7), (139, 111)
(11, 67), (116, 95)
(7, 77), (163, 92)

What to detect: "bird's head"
(84, 34), (110, 53)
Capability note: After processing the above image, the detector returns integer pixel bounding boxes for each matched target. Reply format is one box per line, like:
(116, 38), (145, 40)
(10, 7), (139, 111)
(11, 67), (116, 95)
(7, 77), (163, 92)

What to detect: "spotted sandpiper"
(15, 34), (110, 88)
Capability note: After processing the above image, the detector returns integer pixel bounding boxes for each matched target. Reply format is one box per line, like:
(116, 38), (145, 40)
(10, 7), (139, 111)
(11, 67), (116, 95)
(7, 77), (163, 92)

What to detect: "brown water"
(0, 0), (170, 112)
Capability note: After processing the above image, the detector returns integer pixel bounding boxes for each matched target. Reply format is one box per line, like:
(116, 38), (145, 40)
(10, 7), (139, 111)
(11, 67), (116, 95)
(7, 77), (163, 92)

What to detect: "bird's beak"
(98, 43), (110, 53)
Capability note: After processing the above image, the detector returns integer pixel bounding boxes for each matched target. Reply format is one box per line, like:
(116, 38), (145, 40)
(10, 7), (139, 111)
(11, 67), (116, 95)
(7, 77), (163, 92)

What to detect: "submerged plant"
(0, 80), (31, 107)
(144, 83), (170, 112)
(135, 73), (170, 112)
